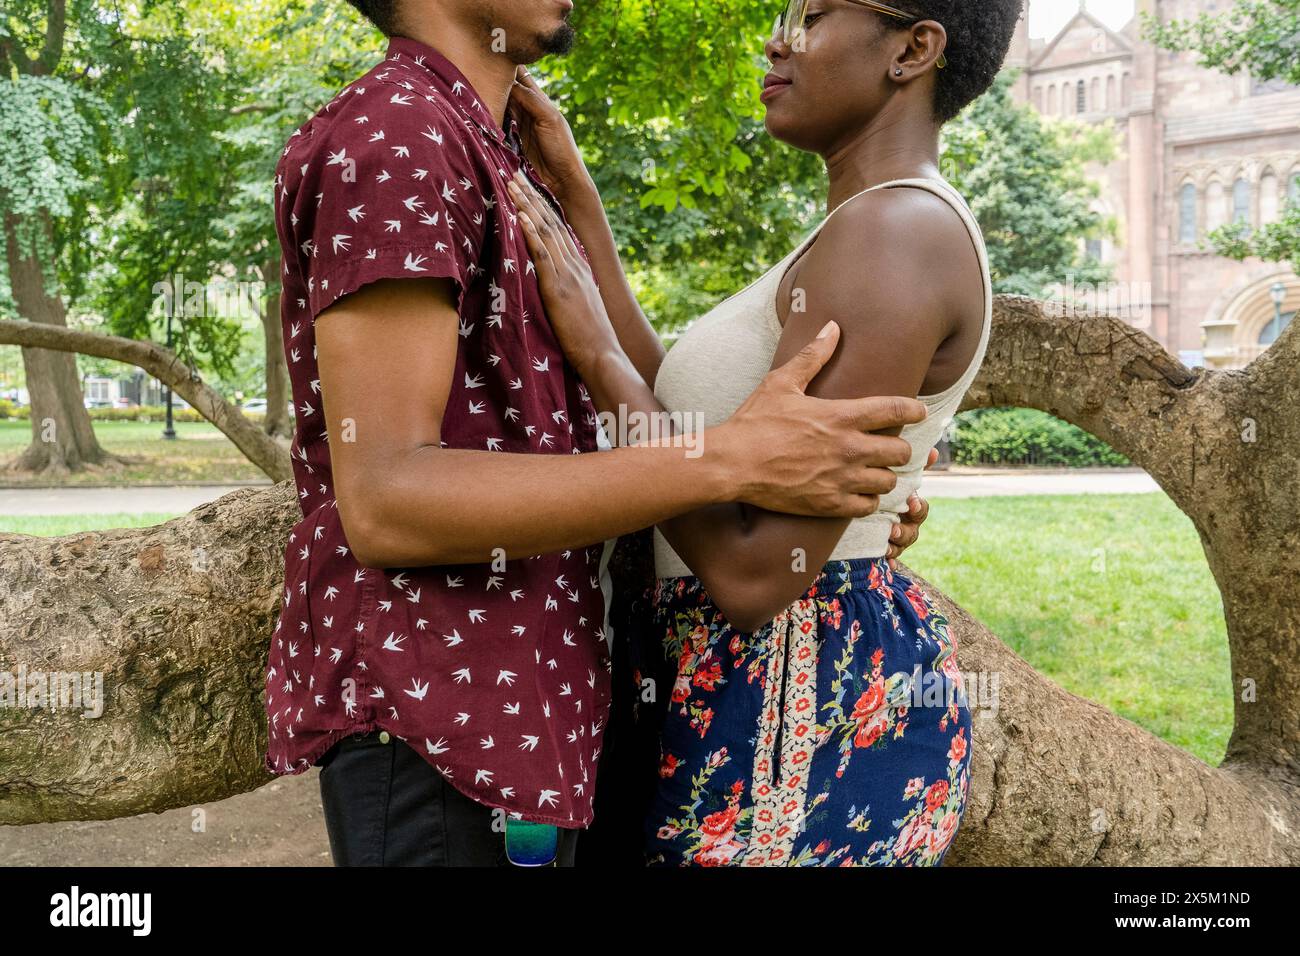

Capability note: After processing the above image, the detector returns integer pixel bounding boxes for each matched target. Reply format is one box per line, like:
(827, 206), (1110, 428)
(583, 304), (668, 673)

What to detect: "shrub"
(949, 407), (1130, 467)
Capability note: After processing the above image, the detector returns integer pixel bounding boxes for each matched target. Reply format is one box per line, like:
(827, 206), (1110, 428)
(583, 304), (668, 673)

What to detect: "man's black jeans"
(317, 730), (582, 867)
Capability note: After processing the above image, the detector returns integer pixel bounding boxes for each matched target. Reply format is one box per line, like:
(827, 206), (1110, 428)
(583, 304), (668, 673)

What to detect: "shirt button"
(378, 731), (391, 744)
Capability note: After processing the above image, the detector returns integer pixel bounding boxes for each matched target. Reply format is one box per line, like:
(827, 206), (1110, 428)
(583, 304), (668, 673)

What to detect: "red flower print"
(925, 780), (950, 813)
(659, 753), (680, 778)
(693, 660), (723, 691)
(700, 804), (739, 843)
(905, 585), (930, 620)
(851, 681), (890, 748)
(929, 810), (960, 855)
(949, 728), (968, 764)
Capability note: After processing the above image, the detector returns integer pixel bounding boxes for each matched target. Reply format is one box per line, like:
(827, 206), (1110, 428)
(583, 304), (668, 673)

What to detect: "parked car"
(241, 398), (268, 413)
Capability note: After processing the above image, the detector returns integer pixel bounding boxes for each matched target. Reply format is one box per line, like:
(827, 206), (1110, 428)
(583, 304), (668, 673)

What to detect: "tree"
(0, 0), (119, 474)
(1143, 0), (1300, 272)
(2, 299), (1298, 865)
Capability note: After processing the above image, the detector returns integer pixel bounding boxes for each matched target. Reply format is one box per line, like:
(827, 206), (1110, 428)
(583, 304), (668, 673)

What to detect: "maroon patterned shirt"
(263, 36), (613, 828)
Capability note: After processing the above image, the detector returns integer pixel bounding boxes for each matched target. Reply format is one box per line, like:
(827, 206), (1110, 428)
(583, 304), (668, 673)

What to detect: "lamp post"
(1265, 281), (1287, 348)
(162, 290), (177, 441)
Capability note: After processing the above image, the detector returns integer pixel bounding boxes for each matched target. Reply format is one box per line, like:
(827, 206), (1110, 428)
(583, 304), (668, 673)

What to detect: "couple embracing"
(263, 0), (1022, 867)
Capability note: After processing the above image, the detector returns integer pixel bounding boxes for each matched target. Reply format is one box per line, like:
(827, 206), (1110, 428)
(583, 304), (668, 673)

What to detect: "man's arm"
(317, 275), (920, 569)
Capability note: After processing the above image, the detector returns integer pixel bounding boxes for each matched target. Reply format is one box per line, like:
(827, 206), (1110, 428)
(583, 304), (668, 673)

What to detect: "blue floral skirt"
(629, 557), (973, 867)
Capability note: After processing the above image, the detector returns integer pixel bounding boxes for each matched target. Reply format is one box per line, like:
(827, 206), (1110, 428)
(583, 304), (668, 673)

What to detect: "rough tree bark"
(0, 297), (1297, 864)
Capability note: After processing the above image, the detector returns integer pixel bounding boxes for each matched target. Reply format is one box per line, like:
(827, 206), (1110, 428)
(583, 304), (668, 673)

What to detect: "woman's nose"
(764, 27), (791, 64)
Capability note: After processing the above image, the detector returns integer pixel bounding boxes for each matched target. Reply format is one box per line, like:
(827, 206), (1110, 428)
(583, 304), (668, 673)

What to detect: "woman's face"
(761, 0), (907, 155)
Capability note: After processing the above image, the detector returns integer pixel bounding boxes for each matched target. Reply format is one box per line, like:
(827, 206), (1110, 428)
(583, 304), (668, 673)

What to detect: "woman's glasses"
(775, 0), (948, 69)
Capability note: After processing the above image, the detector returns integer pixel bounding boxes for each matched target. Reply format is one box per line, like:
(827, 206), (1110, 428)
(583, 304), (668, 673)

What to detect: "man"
(264, 0), (933, 867)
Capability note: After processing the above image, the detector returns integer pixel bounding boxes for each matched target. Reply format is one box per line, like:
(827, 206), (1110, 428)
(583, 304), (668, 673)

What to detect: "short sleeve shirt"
(263, 36), (612, 828)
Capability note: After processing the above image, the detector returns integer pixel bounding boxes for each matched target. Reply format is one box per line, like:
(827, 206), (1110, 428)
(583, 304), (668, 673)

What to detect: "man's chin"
(538, 22), (576, 56)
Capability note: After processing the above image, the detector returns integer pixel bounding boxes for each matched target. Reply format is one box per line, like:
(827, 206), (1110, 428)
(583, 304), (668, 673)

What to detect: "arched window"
(1090, 77), (1100, 112)
(1076, 79), (1087, 113)
(1232, 178), (1251, 226)
(1259, 172), (1278, 223)
(1179, 183), (1197, 243)
(1259, 310), (1294, 346)
(1290, 172), (1300, 206)
(1122, 72), (1131, 107)
(1033, 86), (1043, 111)
(1047, 84), (1058, 114)
(1206, 181), (1226, 232)
(1106, 75), (1115, 110)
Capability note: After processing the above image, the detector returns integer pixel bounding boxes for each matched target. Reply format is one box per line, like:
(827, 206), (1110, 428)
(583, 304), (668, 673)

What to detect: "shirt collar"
(383, 35), (519, 150)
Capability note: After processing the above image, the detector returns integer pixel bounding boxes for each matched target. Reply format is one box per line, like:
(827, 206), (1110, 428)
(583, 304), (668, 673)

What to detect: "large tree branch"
(0, 319), (292, 481)
(966, 294), (1300, 780)
(1, 297), (1296, 865)
(963, 296), (1205, 515)
(0, 484), (1296, 863)
(36, 0), (66, 75)
(1, 0), (65, 76)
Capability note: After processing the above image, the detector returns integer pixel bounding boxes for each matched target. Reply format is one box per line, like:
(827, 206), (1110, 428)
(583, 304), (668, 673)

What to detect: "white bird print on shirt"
(405, 678), (429, 700)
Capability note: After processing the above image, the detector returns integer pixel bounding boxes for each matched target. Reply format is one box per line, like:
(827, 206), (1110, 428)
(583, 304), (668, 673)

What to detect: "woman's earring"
(894, 68), (904, 76)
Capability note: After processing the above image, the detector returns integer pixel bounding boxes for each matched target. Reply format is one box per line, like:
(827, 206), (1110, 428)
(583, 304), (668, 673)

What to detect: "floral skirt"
(630, 557), (972, 867)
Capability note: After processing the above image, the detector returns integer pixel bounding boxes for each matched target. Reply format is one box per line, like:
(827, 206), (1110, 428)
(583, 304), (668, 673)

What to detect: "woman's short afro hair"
(885, 0), (1025, 122)
(346, 0), (401, 36)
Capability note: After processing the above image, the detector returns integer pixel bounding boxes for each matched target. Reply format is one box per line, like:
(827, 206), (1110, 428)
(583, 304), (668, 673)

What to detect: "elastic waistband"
(656, 555), (900, 592)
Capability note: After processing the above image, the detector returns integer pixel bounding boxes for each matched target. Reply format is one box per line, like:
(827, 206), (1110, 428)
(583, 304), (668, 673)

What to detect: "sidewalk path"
(0, 470), (1161, 516)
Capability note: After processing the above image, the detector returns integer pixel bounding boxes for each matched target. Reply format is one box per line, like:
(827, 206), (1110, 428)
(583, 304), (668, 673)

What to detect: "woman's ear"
(894, 21), (947, 78)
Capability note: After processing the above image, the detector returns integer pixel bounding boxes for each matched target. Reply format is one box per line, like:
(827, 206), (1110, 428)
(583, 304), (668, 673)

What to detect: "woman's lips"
(761, 77), (792, 102)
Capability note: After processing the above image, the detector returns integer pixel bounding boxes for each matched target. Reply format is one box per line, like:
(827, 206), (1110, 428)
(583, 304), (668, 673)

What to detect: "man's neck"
(394, 25), (518, 127)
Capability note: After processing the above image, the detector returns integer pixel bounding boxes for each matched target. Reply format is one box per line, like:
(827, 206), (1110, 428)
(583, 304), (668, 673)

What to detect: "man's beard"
(538, 21), (576, 56)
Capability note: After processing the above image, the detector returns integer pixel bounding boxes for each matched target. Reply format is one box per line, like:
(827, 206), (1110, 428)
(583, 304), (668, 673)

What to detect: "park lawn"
(903, 493), (1231, 767)
(0, 419), (269, 485)
(4, 493), (1232, 767)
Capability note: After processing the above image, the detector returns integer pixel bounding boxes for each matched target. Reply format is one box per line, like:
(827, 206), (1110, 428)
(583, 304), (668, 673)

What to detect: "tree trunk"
(1, 296), (1297, 864)
(2, 214), (115, 475)
(259, 256), (293, 440)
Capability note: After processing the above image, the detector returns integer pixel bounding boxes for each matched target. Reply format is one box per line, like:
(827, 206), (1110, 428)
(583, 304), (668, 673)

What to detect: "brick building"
(1003, 0), (1299, 368)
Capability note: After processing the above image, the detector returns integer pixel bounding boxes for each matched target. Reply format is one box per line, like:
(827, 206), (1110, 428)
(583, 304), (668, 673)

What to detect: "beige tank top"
(652, 176), (993, 578)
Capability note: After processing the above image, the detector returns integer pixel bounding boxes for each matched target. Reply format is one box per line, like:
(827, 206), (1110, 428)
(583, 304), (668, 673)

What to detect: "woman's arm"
(320, 273), (922, 569)
(508, 68), (665, 387)
(510, 175), (958, 630)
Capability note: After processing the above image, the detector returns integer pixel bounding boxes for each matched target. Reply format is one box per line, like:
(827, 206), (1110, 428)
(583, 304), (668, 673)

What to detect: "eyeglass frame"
(775, 0), (948, 69)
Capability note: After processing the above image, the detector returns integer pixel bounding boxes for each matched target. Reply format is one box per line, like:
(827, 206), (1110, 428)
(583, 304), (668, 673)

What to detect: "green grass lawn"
(904, 493), (1230, 766)
(0, 419), (269, 485)
(3, 492), (1231, 767)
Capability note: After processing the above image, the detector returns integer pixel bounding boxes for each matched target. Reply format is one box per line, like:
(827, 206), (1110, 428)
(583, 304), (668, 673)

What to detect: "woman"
(505, 0), (1023, 866)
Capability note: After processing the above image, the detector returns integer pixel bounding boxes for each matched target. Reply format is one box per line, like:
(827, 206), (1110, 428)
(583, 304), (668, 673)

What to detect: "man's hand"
(886, 446), (938, 570)
(716, 321), (927, 519)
